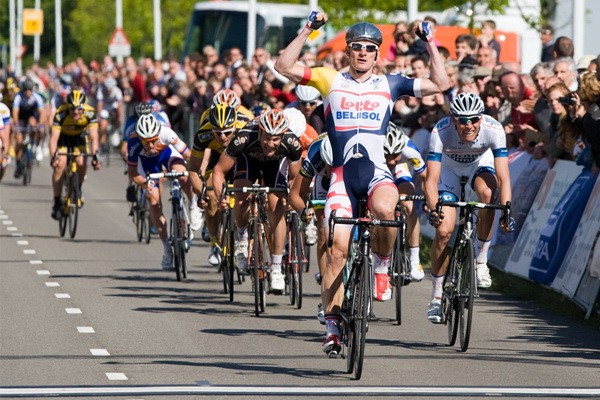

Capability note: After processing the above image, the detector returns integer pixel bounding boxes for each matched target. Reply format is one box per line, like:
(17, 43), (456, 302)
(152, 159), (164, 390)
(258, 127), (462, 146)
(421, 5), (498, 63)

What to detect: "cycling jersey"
(12, 92), (45, 122)
(52, 103), (98, 137)
(0, 102), (10, 126)
(301, 67), (421, 217)
(428, 115), (507, 199)
(300, 135), (331, 200)
(225, 119), (302, 188)
(389, 138), (426, 185)
(96, 85), (123, 113)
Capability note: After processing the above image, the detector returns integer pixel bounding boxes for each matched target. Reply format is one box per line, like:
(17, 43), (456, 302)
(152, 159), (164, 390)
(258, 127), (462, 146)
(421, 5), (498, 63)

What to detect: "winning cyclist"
(383, 122), (427, 283)
(49, 89), (101, 220)
(424, 92), (515, 323)
(212, 109), (302, 293)
(127, 114), (193, 270)
(275, 13), (449, 356)
(188, 102), (251, 266)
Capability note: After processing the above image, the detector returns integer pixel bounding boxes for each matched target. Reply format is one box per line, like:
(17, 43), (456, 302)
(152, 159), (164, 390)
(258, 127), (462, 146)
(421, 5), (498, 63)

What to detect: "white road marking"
(45, 282), (60, 287)
(24, 249), (36, 254)
(16, 240), (29, 245)
(65, 308), (82, 314)
(0, 213), (7, 218)
(2, 220), (13, 225)
(36, 270), (50, 275)
(30, 260), (43, 264)
(1, 386), (599, 397)
(77, 327), (95, 333)
(55, 293), (71, 299)
(11, 232), (23, 237)
(105, 373), (128, 381)
(6, 226), (17, 231)
(90, 349), (110, 356)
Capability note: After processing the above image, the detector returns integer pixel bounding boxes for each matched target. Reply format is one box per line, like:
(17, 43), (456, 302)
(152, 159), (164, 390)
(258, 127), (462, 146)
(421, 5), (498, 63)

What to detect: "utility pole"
(153, 0), (162, 61)
(55, 0), (63, 67)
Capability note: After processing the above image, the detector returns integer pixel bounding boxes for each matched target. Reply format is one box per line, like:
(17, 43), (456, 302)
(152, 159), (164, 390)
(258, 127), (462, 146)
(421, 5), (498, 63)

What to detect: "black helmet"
(345, 22), (382, 46)
(134, 102), (153, 117)
(21, 79), (35, 91)
(66, 89), (87, 108)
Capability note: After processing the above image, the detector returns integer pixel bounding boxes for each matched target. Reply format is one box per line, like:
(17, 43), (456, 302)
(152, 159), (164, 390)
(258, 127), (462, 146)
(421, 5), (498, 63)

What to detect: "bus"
(182, 1), (313, 59)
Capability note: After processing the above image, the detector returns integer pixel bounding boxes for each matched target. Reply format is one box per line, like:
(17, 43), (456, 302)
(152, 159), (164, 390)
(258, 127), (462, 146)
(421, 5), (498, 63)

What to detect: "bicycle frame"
(148, 171), (191, 281)
(328, 200), (403, 380)
(437, 176), (511, 352)
(56, 148), (86, 239)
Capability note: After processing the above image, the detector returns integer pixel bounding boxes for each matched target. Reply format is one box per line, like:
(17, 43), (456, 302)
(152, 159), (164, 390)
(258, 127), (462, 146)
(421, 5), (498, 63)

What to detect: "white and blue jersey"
(122, 112), (169, 142)
(300, 135), (330, 200)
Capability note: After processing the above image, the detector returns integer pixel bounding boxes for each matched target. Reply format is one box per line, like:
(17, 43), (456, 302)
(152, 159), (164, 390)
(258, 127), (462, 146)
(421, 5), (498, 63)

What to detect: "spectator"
(577, 55), (598, 74)
(546, 81), (579, 164)
(410, 55), (430, 78)
(473, 66), (493, 95)
(454, 34), (477, 65)
(476, 46), (498, 70)
(530, 62), (559, 138)
(573, 64), (600, 171)
(540, 25), (555, 62)
(553, 57), (578, 92)
(500, 71), (538, 141)
(478, 20), (501, 59)
(387, 21), (409, 62)
(202, 45), (219, 67)
(552, 36), (575, 59)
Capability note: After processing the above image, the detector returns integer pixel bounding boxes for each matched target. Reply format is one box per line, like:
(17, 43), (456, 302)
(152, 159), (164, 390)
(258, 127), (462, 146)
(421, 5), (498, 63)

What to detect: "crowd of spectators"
(1, 18), (599, 171)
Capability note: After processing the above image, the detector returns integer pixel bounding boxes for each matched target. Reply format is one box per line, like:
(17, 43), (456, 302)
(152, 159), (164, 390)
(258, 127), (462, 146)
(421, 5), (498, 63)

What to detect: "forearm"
(427, 44), (450, 92)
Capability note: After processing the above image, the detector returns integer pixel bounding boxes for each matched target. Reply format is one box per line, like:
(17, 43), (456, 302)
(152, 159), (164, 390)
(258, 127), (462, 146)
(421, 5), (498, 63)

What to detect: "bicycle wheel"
(251, 220), (261, 317)
(172, 205), (183, 281)
(291, 215), (304, 310)
(458, 239), (475, 352)
(143, 201), (152, 244)
(227, 211), (236, 301)
(351, 254), (370, 380)
(59, 193), (68, 237)
(219, 212), (231, 295)
(444, 247), (460, 347)
(259, 222), (270, 313)
(22, 148), (33, 186)
(135, 202), (144, 242)
(67, 174), (80, 239)
(392, 222), (409, 325)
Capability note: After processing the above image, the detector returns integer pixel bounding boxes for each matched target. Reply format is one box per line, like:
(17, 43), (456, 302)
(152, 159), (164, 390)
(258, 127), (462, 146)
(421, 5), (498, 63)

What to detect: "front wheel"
(172, 209), (183, 281)
(458, 239), (475, 352)
(67, 173), (80, 239)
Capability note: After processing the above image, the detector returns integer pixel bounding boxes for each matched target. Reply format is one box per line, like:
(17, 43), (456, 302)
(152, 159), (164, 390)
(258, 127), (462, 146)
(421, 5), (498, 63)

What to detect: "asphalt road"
(1, 158), (599, 399)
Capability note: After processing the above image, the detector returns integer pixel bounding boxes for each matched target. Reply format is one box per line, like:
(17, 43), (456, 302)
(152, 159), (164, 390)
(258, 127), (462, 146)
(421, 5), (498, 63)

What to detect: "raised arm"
(274, 12), (328, 84)
(415, 22), (450, 95)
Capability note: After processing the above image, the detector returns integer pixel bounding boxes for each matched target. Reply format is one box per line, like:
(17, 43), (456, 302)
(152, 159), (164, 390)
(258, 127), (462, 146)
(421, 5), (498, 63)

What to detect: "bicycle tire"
(59, 199), (68, 237)
(68, 173), (80, 239)
(459, 239), (475, 352)
(172, 205), (183, 281)
(351, 253), (370, 380)
(286, 257), (295, 306)
(259, 222), (270, 313)
(392, 223), (406, 325)
(219, 212), (230, 295)
(228, 211), (236, 301)
(135, 202), (144, 242)
(22, 149), (33, 186)
(291, 214), (304, 310)
(444, 245), (460, 347)
(143, 202), (152, 244)
(180, 220), (188, 279)
(251, 220), (261, 317)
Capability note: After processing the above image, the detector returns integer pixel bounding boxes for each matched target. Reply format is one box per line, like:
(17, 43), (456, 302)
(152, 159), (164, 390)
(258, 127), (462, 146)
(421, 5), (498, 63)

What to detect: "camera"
(557, 94), (576, 107)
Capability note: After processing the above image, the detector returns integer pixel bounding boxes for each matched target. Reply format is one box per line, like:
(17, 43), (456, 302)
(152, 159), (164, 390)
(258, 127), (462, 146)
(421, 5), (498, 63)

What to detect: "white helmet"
(283, 108), (306, 138)
(449, 92), (484, 116)
(136, 114), (161, 139)
(320, 136), (333, 165)
(295, 85), (320, 102)
(384, 122), (408, 155)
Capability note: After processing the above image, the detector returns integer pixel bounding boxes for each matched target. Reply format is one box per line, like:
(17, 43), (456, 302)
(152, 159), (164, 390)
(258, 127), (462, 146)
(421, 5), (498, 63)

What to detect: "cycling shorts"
(438, 150), (496, 201)
(233, 154), (289, 189)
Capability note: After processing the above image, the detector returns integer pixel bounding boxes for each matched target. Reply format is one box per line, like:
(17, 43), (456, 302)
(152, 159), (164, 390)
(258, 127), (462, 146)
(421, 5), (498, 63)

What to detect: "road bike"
(14, 125), (35, 186)
(235, 184), (286, 317)
(148, 171), (192, 281)
(328, 198), (403, 380)
(56, 147), (86, 239)
(391, 194), (425, 326)
(284, 209), (307, 309)
(436, 176), (511, 352)
(216, 183), (239, 301)
(131, 185), (151, 244)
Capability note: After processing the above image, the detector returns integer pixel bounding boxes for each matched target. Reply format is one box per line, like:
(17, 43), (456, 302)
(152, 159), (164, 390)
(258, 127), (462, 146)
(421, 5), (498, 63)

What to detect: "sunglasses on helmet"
(349, 43), (379, 53)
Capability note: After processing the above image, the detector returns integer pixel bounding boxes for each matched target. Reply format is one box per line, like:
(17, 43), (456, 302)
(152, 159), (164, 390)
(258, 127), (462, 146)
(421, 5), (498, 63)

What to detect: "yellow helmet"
(209, 102), (237, 130)
(67, 89), (87, 108)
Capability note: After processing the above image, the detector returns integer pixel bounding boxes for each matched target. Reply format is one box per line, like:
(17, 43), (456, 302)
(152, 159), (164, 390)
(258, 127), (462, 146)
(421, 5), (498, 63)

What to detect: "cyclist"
(212, 108), (302, 294)
(188, 102), (251, 266)
(127, 114), (194, 270)
(275, 14), (449, 356)
(424, 92), (515, 324)
(11, 79), (46, 178)
(49, 89), (101, 220)
(383, 122), (427, 283)
(288, 134), (332, 323)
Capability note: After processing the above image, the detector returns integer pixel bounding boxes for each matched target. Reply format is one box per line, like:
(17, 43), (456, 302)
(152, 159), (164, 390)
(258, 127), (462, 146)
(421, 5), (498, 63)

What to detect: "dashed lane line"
(35, 270), (50, 275)
(77, 327), (95, 333)
(65, 308), (82, 314)
(90, 349), (110, 356)
(45, 282), (60, 287)
(105, 373), (128, 381)
(54, 293), (71, 299)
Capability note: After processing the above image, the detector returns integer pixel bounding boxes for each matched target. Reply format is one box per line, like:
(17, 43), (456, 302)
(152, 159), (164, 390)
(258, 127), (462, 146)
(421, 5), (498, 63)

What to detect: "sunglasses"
(349, 43), (379, 53)
(214, 128), (235, 137)
(69, 106), (84, 112)
(455, 115), (481, 125)
(300, 100), (317, 106)
(140, 137), (159, 144)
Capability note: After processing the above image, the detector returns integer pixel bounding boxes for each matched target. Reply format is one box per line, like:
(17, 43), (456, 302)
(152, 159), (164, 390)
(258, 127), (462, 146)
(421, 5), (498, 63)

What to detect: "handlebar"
(435, 199), (512, 225)
(148, 170), (189, 180)
(225, 184), (288, 195)
(398, 194), (425, 202)
(327, 209), (403, 248)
